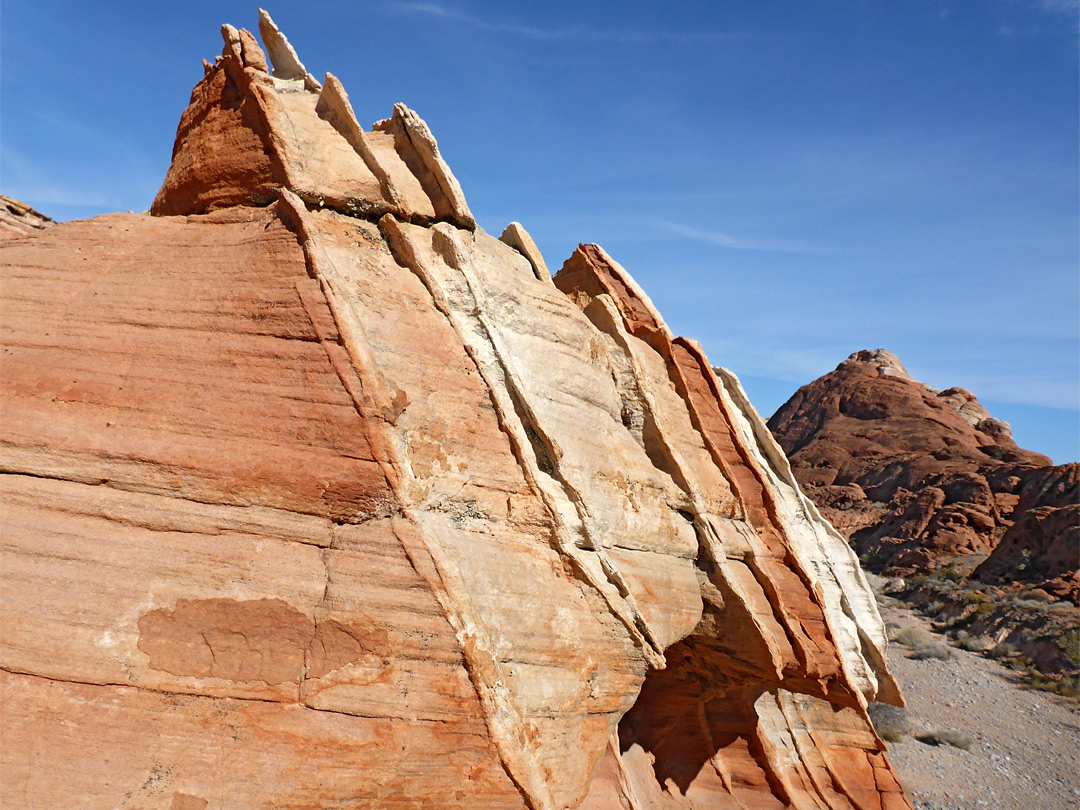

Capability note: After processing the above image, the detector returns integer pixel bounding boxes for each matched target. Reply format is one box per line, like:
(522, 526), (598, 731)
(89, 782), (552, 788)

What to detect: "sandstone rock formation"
(768, 349), (1079, 603)
(1, 14), (910, 810)
(0, 195), (54, 239)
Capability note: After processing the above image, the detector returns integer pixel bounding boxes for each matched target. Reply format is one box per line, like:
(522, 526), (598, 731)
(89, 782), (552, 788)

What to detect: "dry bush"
(893, 626), (950, 659)
(916, 729), (973, 750)
(952, 630), (994, 652)
(1024, 674), (1080, 699)
(908, 644), (951, 661)
(867, 702), (916, 741)
(893, 626), (935, 648)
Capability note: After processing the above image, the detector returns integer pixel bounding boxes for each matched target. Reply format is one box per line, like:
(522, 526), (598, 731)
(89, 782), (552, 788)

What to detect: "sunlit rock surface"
(768, 349), (1078, 603)
(1, 13), (910, 810)
(0, 195), (54, 239)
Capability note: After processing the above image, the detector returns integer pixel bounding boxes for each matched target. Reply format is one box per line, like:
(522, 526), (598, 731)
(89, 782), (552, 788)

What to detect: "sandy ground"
(876, 600), (1079, 810)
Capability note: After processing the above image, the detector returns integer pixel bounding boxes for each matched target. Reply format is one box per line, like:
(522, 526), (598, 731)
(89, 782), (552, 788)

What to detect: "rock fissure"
(441, 246), (667, 659)
(379, 213), (667, 666)
(0, 466), (368, 535)
(275, 193), (557, 809)
(2, 666), (468, 726)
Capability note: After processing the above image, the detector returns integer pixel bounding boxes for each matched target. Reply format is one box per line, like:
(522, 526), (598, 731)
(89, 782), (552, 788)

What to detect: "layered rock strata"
(1, 14), (909, 810)
(768, 350), (1078, 602)
(0, 195), (54, 239)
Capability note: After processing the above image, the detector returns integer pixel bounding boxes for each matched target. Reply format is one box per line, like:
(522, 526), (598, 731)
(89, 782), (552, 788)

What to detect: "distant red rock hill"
(768, 349), (1078, 603)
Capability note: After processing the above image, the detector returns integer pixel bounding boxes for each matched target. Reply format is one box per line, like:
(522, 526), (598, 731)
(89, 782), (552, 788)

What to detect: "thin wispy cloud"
(388, 1), (755, 44)
(1, 146), (125, 211)
(10, 106), (111, 141)
(2, 183), (117, 210)
(658, 221), (838, 254)
(970, 0), (1080, 13)
(1031, 0), (1080, 13)
(993, 0), (1080, 36)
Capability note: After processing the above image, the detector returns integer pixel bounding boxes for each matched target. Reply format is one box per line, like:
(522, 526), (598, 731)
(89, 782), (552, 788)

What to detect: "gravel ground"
(877, 601), (1079, 810)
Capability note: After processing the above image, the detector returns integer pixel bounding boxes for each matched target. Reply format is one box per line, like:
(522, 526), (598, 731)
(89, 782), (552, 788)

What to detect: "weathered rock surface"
(768, 349), (1078, 602)
(0, 195), (54, 239)
(2, 14), (909, 810)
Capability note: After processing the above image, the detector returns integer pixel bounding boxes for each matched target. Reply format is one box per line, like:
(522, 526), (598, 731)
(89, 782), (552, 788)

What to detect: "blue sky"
(3, 1), (1077, 462)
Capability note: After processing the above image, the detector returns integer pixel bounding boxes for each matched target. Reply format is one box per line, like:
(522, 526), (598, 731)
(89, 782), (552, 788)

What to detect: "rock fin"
(499, 222), (550, 282)
(315, 74), (403, 210)
(390, 103), (475, 230)
(258, 8), (322, 91)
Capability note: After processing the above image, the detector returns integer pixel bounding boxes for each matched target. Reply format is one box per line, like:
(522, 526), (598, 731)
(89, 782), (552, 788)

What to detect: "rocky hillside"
(767, 349), (1077, 602)
(0, 13), (910, 810)
(768, 350), (1078, 675)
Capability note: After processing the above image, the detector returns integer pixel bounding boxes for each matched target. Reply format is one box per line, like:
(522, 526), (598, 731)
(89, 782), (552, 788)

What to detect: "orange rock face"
(1, 13), (910, 810)
(768, 349), (1078, 602)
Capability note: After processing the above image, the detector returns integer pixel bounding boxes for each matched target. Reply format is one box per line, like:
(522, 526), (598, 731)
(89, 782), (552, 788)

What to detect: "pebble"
(878, 603), (1079, 810)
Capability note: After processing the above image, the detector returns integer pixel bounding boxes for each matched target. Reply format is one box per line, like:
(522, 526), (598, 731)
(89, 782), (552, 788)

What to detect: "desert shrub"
(1040, 678), (1079, 699)
(1023, 675), (1079, 698)
(930, 565), (963, 583)
(953, 631), (993, 652)
(867, 702), (915, 739)
(969, 600), (997, 619)
(1055, 629), (1080, 669)
(1016, 548), (1033, 575)
(908, 643), (951, 661)
(893, 626), (951, 659)
(989, 643), (1017, 659)
(1011, 597), (1046, 610)
(916, 729), (973, 750)
(894, 627), (935, 649)
(1024, 673), (1048, 690)
(1057, 677), (1080, 698)
(1006, 654), (1034, 671)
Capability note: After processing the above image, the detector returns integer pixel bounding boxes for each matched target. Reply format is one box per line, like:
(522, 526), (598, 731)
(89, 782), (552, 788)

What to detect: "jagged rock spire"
(499, 222), (550, 281)
(257, 9), (321, 91)
(152, 11), (473, 229)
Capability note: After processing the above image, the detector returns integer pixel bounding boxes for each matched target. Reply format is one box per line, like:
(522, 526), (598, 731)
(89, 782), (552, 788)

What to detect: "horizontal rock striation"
(1, 13), (909, 810)
(768, 349), (1078, 602)
(0, 195), (54, 239)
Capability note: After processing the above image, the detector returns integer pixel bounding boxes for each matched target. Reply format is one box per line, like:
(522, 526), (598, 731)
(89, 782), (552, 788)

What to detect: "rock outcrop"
(768, 349), (1079, 603)
(0, 195), (54, 239)
(1, 14), (910, 810)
